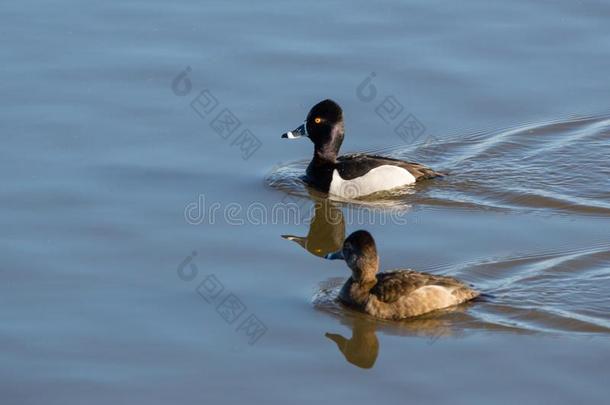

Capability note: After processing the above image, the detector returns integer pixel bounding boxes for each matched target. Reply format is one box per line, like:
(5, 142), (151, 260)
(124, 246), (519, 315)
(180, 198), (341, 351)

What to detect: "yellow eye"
(314, 117), (322, 124)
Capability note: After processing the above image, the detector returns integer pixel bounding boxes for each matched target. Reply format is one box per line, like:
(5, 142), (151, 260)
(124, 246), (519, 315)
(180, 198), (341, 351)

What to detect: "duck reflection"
(323, 308), (467, 369)
(281, 197), (345, 257)
(280, 195), (475, 369)
(325, 317), (379, 369)
(317, 278), (474, 369)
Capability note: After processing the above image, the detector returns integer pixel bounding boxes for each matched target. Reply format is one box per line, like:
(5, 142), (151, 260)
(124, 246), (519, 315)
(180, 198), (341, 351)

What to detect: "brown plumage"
(326, 230), (479, 320)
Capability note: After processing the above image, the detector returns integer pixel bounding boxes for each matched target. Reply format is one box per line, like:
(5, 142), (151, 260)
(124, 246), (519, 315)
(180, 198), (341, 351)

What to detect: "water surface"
(2, 0), (610, 403)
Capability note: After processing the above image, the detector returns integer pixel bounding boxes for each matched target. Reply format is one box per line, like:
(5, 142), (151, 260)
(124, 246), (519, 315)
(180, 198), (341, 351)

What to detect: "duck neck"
(306, 151), (337, 187)
(352, 261), (378, 290)
(313, 123), (344, 163)
(356, 274), (377, 289)
(348, 273), (378, 307)
(311, 149), (337, 165)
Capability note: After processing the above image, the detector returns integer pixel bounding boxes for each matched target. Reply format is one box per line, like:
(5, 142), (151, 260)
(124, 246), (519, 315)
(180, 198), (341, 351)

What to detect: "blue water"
(2, 0), (610, 403)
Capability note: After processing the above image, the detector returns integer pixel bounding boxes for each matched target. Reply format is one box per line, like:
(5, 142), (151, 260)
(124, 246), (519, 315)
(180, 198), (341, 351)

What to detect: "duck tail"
(403, 162), (445, 180)
(473, 292), (495, 302)
(425, 168), (446, 179)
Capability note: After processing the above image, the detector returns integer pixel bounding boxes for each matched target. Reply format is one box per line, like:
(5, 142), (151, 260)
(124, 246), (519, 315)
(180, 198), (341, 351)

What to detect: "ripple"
(267, 113), (610, 217)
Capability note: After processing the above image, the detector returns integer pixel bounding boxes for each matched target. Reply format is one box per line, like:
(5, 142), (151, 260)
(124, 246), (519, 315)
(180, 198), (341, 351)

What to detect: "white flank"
(328, 166), (416, 198)
(411, 285), (456, 307)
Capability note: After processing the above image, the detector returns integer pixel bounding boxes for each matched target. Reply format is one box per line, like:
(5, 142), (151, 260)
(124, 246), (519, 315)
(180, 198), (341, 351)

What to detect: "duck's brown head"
(325, 230), (379, 283)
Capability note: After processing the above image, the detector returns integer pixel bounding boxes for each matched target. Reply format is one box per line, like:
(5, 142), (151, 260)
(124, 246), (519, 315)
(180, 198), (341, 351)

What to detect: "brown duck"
(325, 230), (479, 320)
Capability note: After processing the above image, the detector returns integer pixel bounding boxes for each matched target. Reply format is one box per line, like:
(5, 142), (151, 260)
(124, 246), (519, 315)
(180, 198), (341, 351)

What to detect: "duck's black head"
(281, 99), (345, 161)
(325, 230), (379, 282)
